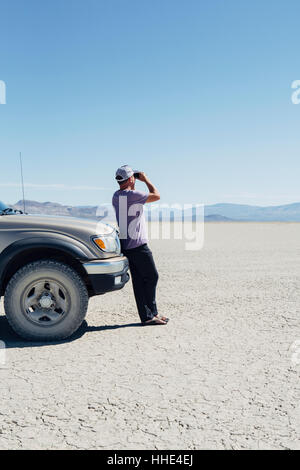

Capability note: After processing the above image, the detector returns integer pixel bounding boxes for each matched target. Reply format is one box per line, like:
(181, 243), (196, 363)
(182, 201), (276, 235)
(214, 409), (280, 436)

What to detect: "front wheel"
(4, 260), (89, 341)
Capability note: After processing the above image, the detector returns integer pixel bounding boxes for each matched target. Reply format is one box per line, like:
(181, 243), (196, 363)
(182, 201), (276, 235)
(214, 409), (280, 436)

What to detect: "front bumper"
(82, 256), (130, 295)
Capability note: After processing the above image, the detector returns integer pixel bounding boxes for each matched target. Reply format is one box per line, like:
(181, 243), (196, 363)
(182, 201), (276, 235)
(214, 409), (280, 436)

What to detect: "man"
(112, 165), (169, 325)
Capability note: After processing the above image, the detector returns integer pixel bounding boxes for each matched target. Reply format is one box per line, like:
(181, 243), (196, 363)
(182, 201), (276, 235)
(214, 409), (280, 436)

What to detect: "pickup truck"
(0, 200), (129, 341)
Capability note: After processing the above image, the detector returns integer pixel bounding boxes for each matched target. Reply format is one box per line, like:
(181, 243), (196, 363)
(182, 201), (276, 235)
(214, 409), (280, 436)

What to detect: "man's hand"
(136, 172), (160, 203)
(136, 172), (147, 182)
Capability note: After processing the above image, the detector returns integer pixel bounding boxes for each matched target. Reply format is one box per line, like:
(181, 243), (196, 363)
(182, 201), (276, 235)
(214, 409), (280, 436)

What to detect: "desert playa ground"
(0, 222), (300, 449)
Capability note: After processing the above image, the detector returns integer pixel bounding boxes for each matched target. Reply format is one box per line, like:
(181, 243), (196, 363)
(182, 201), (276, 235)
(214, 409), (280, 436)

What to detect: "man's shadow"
(0, 315), (142, 349)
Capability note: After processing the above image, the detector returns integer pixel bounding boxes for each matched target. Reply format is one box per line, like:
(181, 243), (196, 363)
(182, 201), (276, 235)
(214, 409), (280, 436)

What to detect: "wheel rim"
(22, 279), (69, 326)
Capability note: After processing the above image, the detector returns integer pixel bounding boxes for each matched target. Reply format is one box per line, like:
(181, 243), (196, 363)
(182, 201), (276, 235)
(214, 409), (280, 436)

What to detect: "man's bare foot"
(143, 315), (167, 325)
(157, 315), (169, 322)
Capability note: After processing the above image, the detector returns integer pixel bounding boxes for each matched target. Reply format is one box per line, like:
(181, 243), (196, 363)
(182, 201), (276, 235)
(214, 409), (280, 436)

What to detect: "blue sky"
(0, 0), (300, 207)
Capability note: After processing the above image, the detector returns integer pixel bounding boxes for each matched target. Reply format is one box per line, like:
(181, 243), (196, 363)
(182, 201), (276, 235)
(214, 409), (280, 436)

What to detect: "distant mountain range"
(204, 202), (300, 221)
(13, 200), (99, 219)
(11, 200), (300, 222)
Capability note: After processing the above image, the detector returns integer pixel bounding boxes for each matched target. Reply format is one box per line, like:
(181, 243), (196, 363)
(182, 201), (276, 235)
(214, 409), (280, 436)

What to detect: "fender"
(0, 234), (96, 288)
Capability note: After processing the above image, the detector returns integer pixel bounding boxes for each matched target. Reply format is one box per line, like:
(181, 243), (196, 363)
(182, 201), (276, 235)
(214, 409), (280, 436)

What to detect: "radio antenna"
(19, 152), (26, 213)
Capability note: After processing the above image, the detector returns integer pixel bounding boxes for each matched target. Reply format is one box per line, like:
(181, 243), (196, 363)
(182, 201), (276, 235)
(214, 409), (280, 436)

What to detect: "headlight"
(92, 234), (120, 253)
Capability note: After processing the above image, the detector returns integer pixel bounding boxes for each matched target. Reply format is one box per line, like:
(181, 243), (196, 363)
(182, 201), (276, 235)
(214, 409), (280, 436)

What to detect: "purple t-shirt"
(112, 189), (149, 250)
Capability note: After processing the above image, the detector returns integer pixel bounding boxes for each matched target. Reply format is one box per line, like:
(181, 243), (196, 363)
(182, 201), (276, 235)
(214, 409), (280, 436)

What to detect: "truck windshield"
(0, 201), (20, 215)
(0, 201), (8, 212)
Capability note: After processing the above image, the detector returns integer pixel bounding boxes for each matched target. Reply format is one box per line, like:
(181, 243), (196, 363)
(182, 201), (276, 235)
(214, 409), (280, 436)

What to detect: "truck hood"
(0, 213), (117, 248)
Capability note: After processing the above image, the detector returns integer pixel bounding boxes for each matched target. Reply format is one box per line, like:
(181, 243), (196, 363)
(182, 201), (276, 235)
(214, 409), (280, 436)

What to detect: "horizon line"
(10, 199), (300, 209)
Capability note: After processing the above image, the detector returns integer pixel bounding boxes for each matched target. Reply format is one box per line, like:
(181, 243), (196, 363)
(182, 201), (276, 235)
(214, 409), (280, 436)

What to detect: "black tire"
(4, 260), (89, 341)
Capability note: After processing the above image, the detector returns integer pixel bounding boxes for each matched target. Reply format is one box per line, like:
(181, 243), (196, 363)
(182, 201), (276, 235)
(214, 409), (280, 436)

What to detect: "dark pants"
(122, 244), (159, 323)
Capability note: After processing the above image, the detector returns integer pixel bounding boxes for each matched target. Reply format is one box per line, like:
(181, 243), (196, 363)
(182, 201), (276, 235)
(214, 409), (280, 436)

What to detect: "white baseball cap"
(115, 165), (139, 182)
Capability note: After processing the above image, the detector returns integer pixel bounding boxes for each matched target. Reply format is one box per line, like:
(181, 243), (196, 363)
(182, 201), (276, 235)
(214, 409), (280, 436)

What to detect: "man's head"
(115, 165), (136, 190)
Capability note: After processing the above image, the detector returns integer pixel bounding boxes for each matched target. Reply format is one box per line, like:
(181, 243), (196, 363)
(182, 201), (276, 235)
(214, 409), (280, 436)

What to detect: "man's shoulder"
(127, 190), (148, 203)
(113, 189), (143, 197)
(112, 189), (123, 200)
(112, 189), (132, 202)
(112, 189), (148, 204)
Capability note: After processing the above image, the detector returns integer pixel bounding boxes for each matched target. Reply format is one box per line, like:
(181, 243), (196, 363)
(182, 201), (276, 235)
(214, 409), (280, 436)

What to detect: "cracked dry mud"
(0, 223), (300, 449)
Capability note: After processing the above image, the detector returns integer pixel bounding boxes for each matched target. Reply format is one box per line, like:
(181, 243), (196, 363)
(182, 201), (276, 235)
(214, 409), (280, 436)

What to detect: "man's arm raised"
(137, 172), (160, 203)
